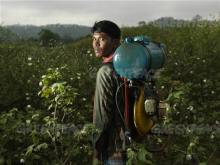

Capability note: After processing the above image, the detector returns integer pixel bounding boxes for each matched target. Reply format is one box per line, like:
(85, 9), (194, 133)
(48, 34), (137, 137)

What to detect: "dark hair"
(91, 20), (121, 39)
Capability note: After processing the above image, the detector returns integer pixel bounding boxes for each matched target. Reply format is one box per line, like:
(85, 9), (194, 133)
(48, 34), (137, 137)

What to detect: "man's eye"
(99, 38), (105, 41)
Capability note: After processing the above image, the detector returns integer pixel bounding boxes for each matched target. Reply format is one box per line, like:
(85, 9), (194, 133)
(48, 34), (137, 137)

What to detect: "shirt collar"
(102, 52), (114, 63)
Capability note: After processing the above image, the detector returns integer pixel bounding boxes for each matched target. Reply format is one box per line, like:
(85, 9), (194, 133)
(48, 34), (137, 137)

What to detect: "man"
(91, 20), (127, 164)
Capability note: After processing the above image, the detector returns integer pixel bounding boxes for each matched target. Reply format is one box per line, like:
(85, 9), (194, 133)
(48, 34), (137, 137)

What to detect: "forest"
(0, 17), (220, 165)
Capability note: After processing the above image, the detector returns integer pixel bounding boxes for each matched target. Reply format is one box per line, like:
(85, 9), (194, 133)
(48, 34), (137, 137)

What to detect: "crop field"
(0, 20), (220, 165)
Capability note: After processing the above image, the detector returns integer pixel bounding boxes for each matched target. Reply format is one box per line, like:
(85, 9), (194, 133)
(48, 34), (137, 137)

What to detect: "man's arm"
(92, 65), (116, 160)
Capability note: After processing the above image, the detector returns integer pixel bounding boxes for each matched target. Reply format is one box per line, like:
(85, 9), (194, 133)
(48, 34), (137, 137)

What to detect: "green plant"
(0, 108), (28, 164)
(127, 143), (153, 165)
(23, 66), (93, 165)
(38, 29), (56, 47)
(1, 18), (220, 164)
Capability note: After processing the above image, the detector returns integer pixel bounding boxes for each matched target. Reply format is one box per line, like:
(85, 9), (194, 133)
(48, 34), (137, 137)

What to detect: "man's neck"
(102, 52), (114, 63)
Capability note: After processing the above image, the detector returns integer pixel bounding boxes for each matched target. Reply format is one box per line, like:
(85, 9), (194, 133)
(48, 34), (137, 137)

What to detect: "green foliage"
(5, 24), (92, 42)
(38, 29), (56, 47)
(0, 41), (98, 111)
(152, 19), (220, 164)
(0, 108), (28, 164)
(0, 25), (16, 42)
(1, 18), (220, 164)
(0, 36), (98, 164)
(127, 143), (153, 165)
(22, 66), (94, 164)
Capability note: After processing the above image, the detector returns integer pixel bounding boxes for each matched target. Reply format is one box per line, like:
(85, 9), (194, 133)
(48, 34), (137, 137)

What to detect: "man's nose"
(93, 40), (100, 46)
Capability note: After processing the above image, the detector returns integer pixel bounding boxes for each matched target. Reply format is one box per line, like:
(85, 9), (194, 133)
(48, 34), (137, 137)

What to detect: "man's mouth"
(94, 48), (101, 53)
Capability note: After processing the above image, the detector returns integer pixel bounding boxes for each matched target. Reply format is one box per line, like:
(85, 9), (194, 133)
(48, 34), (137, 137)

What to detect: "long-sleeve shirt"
(92, 60), (126, 152)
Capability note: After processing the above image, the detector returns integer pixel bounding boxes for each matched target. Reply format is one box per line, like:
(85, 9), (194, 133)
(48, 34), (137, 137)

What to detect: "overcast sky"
(1, 0), (220, 27)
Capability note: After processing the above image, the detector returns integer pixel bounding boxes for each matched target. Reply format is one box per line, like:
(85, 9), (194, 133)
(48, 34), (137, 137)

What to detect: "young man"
(91, 20), (127, 164)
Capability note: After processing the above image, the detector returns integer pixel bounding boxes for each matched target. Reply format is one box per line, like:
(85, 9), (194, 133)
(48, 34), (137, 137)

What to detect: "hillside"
(3, 24), (92, 41)
(2, 15), (208, 41)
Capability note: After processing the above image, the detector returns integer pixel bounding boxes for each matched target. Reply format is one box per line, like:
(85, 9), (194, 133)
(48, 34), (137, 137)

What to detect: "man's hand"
(93, 132), (105, 160)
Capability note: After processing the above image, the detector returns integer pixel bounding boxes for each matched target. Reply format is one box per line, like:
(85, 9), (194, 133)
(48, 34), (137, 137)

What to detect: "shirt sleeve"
(92, 65), (117, 148)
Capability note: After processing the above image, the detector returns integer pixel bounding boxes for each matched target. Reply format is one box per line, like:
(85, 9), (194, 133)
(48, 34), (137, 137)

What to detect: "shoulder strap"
(100, 62), (113, 68)
(100, 62), (120, 78)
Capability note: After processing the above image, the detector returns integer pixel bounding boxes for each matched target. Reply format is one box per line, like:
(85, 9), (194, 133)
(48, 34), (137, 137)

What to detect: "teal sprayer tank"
(113, 36), (166, 79)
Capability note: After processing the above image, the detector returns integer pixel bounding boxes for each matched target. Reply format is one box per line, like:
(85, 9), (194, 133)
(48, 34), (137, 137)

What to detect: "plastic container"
(113, 36), (165, 79)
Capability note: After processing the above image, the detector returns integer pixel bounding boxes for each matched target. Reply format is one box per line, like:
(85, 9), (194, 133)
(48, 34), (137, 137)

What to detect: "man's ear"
(113, 39), (120, 49)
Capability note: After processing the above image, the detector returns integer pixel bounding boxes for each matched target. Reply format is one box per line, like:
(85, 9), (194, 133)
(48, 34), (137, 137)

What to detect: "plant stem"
(207, 146), (218, 163)
(171, 147), (186, 154)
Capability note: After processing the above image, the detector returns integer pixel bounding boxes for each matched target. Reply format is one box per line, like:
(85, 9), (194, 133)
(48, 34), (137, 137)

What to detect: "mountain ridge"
(3, 23), (92, 40)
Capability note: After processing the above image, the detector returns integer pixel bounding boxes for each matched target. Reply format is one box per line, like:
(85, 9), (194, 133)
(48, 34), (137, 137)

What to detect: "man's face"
(92, 32), (118, 58)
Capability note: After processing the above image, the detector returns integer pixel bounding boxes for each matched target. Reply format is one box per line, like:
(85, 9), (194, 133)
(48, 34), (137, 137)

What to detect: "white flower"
(51, 112), (55, 117)
(187, 106), (193, 111)
(20, 159), (25, 163)
(211, 91), (214, 94)
(28, 57), (32, 61)
(81, 130), (87, 134)
(186, 154), (192, 161)
(39, 81), (43, 86)
(190, 71), (193, 74)
(203, 79), (207, 83)
(175, 62), (178, 65)
(197, 57), (200, 60)
(28, 63), (32, 66)
(173, 103), (178, 110)
(203, 60), (205, 63)
(161, 86), (164, 89)
(27, 105), (31, 108)
(87, 50), (90, 53)
(26, 97), (31, 100)
(215, 120), (219, 125)
(42, 75), (46, 78)
(90, 54), (93, 57)
(186, 128), (191, 133)
(82, 98), (86, 101)
(176, 111), (180, 115)
(77, 77), (81, 79)
(210, 135), (214, 139)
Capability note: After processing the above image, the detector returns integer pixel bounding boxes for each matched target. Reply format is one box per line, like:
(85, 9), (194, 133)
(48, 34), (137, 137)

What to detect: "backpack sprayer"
(113, 36), (170, 152)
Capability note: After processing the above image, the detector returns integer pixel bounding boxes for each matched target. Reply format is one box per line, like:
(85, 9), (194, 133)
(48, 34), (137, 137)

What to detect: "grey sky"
(1, 0), (220, 27)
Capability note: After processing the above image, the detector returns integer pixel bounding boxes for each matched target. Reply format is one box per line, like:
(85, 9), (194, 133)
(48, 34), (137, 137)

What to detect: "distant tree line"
(2, 23), (92, 43)
(138, 15), (213, 28)
(1, 14), (217, 44)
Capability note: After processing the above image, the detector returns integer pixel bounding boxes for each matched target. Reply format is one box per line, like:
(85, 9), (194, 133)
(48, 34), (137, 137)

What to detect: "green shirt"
(92, 62), (126, 152)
